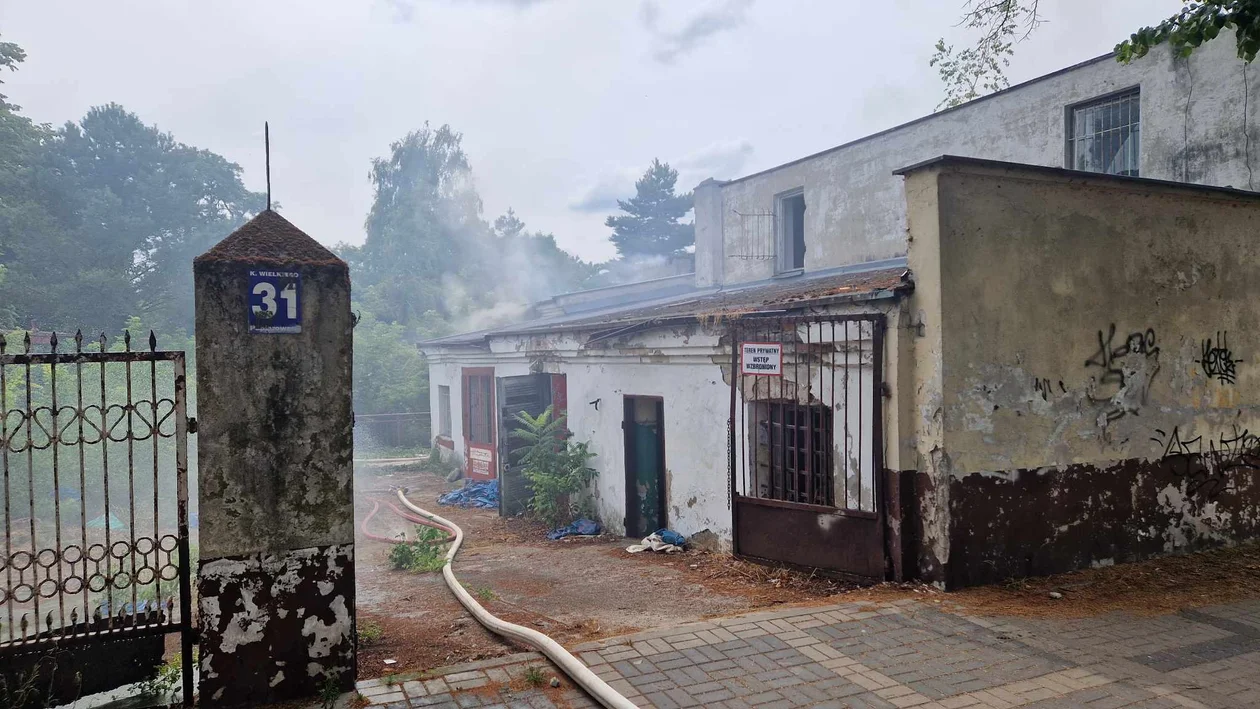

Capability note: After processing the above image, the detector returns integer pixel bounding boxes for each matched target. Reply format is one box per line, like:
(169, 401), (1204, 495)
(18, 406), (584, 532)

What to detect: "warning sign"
(741, 342), (782, 376)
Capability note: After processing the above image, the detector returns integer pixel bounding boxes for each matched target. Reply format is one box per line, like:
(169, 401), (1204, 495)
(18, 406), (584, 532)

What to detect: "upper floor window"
(1068, 88), (1140, 177)
(776, 189), (806, 273)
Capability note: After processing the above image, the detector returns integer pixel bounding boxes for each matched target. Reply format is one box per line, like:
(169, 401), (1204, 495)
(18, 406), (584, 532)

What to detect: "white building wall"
(704, 37), (1260, 285)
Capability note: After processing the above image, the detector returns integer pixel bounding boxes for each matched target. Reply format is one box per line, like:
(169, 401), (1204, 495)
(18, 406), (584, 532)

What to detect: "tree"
(605, 159), (694, 259)
(933, 1), (1260, 109)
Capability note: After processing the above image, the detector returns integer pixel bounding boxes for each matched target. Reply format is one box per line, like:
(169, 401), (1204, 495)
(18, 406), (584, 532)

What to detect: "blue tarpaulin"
(438, 479), (499, 509)
(547, 518), (601, 540)
(654, 529), (686, 547)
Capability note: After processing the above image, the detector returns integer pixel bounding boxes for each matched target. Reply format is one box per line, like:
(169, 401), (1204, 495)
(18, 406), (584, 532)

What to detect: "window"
(1068, 88), (1140, 177)
(466, 374), (493, 444)
(749, 401), (833, 506)
(438, 385), (452, 437)
(776, 189), (806, 273)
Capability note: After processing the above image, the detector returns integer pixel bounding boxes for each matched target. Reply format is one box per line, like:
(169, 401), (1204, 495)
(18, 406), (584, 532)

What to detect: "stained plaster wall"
(702, 35), (1260, 288)
(905, 158), (1260, 587)
(423, 305), (908, 548)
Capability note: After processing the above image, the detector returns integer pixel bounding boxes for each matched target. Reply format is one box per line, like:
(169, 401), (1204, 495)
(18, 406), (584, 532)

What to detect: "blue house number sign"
(248, 269), (301, 334)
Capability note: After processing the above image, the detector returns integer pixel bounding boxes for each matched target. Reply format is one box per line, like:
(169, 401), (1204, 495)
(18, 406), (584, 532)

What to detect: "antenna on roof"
(265, 121), (272, 211)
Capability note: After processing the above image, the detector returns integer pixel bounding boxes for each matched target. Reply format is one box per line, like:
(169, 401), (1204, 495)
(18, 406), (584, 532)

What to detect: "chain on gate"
(0, 329), (194, 706)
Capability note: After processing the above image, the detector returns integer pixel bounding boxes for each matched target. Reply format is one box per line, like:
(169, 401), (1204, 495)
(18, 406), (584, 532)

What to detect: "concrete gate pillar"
(193, 210), (356, 706)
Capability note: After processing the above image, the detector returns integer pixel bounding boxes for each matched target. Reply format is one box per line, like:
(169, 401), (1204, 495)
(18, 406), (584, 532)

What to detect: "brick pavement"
(357, 597), (1260, 708)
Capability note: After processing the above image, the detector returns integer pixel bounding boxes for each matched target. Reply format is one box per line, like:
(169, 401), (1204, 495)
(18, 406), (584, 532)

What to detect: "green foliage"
(357, 619), (384, 646)
(936, 1), (1260, 108)
(1117, 1), (1260, 64)
(135, 658), (181, 702)
(352, 311), (429, 415)
(319, 672), (342, 709)
(931, 1), (1041, 110)
(523, 666), (546, 688)
(509, 406), (598, 529)
(605, 159), (694, 259)
(388, 526), (449, 573)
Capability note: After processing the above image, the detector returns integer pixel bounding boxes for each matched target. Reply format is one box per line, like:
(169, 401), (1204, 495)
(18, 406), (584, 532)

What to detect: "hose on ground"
(395, 488), (638, 709)
(361, 497), (457, 545)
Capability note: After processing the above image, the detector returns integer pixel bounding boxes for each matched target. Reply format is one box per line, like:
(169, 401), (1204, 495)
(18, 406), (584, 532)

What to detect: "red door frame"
(461, 367), (497, 479)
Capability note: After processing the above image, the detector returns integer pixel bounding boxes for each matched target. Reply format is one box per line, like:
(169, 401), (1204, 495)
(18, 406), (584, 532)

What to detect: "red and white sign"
(467, 445), (495, 480)
(741, 342), (782, 376)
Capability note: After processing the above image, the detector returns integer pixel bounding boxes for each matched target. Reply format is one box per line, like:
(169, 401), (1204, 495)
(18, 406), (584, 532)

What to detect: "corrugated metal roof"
(419, 259), (912, 348)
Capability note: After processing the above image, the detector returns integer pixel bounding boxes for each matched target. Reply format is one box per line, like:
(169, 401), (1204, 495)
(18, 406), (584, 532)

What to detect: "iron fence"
(0, 330), (193, 705)
(355, 411), (431, 451)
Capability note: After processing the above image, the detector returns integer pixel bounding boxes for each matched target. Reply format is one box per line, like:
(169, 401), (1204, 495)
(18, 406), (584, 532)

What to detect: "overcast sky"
(1, 0), (1180, 262)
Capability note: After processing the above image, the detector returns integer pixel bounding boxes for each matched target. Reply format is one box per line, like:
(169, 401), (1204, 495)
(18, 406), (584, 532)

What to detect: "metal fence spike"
(23, 331), (31, 354)
(74, 329), (83, 353)
(99, 332), (108, 352)
(50, 331), (58, 352)
(0, 332), (6, 354)
(149, 331), (157, 352)
(71, 607), (79, 625)
(124, 330), (132, 351)
(20, 613), (28, 636)
(45, 611), (53, 632)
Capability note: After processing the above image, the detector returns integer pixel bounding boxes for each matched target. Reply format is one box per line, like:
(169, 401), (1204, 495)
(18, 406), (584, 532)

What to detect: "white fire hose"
(395, 488), (638, 709)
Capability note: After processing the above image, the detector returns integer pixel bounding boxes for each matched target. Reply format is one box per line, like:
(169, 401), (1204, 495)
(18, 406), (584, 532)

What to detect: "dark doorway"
(623, 396), (666, 538)
(497, 373), (554, 517)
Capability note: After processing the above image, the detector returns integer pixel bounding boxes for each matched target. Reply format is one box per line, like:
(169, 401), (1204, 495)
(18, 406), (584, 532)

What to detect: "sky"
(0, 0), (1182, 262)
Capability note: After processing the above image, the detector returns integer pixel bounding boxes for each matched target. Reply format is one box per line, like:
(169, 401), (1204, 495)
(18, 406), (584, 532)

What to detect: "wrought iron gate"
(728, 314), (886, 580)
(0, 330), (193, 706)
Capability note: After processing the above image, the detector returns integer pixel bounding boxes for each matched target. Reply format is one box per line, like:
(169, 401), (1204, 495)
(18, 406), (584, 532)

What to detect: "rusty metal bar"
(25, 335), (39, 642)
(844, 321), (850, 510)
(76, 331), (89, 639)
(99, 333), (114, 632)
(858, 322), (864, 511)
(125, 331), (138, 629)
(805, 321), (813, 506)
(1, 334), (10, 645)
(51, 333), (66, 639)
(872, 319), (885, 516)
(174, 351), (193, 707)
(728, 326), (739, 555)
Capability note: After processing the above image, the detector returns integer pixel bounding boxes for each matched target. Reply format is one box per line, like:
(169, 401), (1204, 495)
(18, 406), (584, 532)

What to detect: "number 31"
(252, 281), (298, 318)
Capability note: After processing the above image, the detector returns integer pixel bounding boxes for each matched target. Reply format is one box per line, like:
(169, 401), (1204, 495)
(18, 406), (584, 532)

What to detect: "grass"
(388, 526), (448, 573)
(522, 666), (546, 688)
(357, 619), (383, 646)
(462, 583), (497, 602)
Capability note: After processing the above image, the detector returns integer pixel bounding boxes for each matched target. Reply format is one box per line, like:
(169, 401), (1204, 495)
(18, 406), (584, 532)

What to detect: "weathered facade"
(422, 37), (1260, 586)
(901, 157), (1260, 587)
(195, 210), (357, 705)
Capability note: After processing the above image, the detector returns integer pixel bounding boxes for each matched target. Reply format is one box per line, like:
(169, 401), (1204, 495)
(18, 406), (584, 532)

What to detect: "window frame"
(1064, 86), (1141, 177)
(774, 187), (806, 276)
(437, 385), (452, 437)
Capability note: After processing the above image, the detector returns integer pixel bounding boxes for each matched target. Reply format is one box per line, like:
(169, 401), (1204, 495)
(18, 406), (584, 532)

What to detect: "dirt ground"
(353, 462), (1260, 680)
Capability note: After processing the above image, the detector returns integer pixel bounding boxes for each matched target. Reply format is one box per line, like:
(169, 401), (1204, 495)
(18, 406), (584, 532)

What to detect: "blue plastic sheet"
(438, 479), (499, 509)
(654, 529), (686, 547)
(547, 518), (601, 540)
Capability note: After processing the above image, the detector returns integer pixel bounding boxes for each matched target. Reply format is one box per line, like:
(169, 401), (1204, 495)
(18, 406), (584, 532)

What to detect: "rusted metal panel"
(734, 496), (884, 579)
(0, 330), (193, 705)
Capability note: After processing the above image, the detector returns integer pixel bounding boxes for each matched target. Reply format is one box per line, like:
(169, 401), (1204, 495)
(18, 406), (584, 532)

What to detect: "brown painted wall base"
(198, 543), (355, 707)
(948, 453), (1260, 589)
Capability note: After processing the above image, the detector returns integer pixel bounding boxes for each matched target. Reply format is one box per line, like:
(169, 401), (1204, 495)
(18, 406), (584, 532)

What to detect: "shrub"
(388, 526), (448, 573)
(509, 406), (597, 529)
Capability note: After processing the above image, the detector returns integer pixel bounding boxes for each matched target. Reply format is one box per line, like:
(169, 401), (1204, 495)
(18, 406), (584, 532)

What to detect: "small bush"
(136, 658), (181, 701)
(388, 526), (448, 573)
(509, 407), (597, 529)
(357, 620), (383, 646)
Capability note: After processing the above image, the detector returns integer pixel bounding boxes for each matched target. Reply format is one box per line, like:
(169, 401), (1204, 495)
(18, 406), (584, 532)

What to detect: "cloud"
(642, 0), (755, 64)
(568, 139), (754, 214)
(382, 0), (549, 23)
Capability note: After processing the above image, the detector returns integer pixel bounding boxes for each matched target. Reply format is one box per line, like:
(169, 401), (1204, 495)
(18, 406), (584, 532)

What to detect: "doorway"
(623, 396), (666, 538)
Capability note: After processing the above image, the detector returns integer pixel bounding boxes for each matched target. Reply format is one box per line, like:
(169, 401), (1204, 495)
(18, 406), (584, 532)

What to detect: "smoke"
(641, 0), (756, 64)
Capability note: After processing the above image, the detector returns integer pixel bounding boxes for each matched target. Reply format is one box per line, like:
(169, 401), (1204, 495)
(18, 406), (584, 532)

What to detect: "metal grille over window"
(730, 209), (776, 260)
(1069, 89), (1140, 177)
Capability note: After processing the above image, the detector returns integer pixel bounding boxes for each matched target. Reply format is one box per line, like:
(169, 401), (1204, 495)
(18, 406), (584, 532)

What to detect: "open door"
(623, 396), (666, 539)
(497, 374), (554, 517)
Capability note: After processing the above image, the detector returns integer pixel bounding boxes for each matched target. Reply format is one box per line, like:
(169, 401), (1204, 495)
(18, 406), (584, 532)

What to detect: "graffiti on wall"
(1195, 332), (1243, 385)
(1085, 324), (1160, 425)
(1152, 425), (1260, 499)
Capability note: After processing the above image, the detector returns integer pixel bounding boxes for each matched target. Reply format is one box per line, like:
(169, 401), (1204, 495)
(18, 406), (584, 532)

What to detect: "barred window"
(1068, 89), (1140, 177)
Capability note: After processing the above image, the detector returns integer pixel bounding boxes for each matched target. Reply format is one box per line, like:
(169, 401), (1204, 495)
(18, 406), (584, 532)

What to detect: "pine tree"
(605, 159), (694, 258)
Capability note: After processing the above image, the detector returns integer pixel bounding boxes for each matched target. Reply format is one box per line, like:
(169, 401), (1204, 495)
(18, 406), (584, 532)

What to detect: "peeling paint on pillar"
(193, 210), (356, 706)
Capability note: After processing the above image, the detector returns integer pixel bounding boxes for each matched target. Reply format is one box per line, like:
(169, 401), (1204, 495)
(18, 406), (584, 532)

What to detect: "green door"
(624, 397), (665, 538)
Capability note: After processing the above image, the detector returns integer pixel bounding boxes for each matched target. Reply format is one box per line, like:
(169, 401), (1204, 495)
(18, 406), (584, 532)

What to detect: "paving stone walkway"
(356, 597), (1260, 708)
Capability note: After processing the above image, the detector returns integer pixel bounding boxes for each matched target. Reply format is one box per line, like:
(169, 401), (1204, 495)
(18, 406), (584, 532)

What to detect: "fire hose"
(393, 487), (638, 709)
